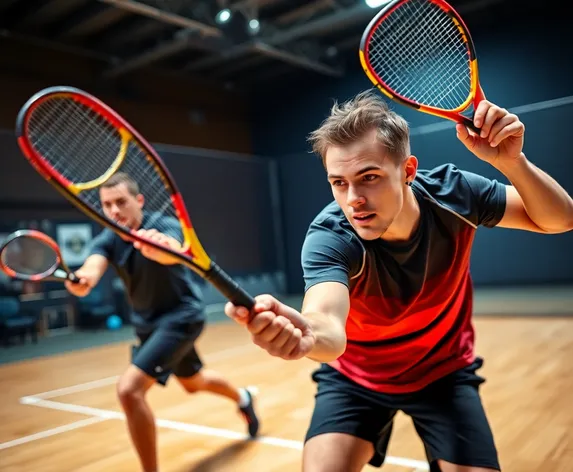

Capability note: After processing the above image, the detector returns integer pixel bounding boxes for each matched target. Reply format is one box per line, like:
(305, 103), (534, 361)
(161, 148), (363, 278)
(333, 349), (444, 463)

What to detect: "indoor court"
(2, 291), (573, 472)
(1, 0), (572, 471)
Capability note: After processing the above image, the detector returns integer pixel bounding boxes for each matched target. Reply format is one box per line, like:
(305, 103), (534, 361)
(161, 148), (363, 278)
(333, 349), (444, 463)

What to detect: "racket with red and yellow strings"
(15, 86), (254, 309)
(0, 229), (80, 283)
(359, 0), (485, 133)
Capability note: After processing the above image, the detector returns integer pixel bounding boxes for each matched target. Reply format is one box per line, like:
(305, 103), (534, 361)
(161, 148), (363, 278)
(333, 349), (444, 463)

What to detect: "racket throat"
(204, 263), (255, 310)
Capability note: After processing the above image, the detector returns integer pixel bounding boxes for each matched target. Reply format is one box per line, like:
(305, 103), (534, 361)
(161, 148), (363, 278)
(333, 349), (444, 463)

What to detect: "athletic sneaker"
(239, 388), (260, 438)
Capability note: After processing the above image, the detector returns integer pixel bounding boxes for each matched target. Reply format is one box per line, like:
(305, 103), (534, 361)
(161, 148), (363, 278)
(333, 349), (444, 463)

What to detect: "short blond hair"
(307, 90), (411, 165)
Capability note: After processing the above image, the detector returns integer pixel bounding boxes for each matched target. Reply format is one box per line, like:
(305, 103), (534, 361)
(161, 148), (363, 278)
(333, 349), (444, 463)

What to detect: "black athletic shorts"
(305, 357), (500, 471)
(131, 321), (205, 386)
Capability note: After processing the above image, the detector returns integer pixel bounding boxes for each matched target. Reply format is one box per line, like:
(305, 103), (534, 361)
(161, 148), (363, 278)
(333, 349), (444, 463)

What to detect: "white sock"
(238, 388), (250, 408)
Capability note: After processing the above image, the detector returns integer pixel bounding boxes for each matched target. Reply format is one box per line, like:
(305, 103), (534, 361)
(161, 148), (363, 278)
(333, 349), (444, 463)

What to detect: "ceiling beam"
(0, 28), (117, 63)
(45, 3), (116, 38)
(230, 0), (287, 10)
(101, 0), (355, 79)
(98, 0), (221, 36)
(90, 16), (166, 50)
(275, 0), (333, 26)
(184, 3), (373, 73)
(99, 0), (227, 78)
(102, 30), (226, 79)
(252, 42), (343, 77)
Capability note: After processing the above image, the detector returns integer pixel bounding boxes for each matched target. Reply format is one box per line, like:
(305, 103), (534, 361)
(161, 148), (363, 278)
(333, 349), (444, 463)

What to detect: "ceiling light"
(215, 8), (232, 24)
(365, 0), (392, 8)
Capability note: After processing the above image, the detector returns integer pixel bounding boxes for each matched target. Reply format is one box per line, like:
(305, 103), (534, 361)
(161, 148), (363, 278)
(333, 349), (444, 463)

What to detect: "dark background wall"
(0, 37), (252, 153)
(252, 9), (573, 294)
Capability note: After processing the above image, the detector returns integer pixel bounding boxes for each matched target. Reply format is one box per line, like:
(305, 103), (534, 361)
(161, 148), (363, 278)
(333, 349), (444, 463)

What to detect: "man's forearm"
(80, 254), (108, 286)
(304, 311), (347, 363)
(495, 153), (573, 232)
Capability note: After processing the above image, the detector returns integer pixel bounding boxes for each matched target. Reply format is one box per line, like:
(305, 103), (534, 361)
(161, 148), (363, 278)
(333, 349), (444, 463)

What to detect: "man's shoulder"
(93, 227), (119, 243)
(143, 212), (179, 228)
(413, 163), (476, 202)
(303, 201), (363, 260)
(415, 163), (465, 186)
(414, 163), (506, 227)
(309, 200), (353, 235)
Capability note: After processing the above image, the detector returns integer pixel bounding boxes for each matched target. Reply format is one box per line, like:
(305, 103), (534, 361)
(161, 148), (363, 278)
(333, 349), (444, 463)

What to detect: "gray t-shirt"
(89, 212), (204, 330)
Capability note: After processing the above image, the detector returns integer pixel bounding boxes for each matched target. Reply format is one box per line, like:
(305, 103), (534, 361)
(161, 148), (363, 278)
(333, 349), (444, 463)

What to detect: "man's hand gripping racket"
(225, 295), (316, 360)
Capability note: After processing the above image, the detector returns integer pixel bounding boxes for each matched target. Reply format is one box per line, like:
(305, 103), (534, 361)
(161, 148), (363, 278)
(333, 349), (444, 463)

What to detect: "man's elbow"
(563, 212), (573, 232)
(307, 335), (347, 363)
(539, 217), (573, 234)
(558, 200), (573, 232)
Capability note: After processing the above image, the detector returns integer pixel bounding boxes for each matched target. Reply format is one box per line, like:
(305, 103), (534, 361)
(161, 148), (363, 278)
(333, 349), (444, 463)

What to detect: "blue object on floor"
(106, 314), (122, 330)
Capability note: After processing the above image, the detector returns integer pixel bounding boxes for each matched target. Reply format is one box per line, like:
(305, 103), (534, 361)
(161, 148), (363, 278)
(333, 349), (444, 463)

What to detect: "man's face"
(325, 128), (410, 241)
(99, 183), (144, 230)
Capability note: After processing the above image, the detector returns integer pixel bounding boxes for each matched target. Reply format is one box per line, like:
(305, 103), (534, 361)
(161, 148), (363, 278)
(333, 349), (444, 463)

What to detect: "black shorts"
(305, 358), (500, 471)
(131, 321), (205, 386)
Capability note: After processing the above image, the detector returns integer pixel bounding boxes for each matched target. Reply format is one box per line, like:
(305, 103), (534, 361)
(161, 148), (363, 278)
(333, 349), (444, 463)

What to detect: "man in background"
(65, 172), (260, 472)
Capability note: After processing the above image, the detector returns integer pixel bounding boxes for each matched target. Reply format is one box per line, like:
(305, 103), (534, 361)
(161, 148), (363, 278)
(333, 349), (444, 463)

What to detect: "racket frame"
(359, 0), (485, 132)
(0, 229), (79, 283)
(15, 86), (255, 309)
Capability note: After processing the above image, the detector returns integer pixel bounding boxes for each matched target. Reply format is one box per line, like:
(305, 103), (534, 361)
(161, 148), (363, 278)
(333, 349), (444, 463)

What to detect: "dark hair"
(101, 172), (139, 196)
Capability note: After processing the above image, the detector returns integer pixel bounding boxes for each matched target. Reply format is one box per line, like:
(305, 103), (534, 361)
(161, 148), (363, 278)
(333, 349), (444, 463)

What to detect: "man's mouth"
(352, 213), (375, 225)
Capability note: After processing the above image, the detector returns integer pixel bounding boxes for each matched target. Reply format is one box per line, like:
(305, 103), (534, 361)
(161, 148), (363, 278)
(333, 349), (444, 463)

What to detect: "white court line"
(29, 343), (258, 400)
(18, 397), (430, 470)
(16, 341), (429, 470)
(29, 376), (120, 400)
(0, 416), (108, 450)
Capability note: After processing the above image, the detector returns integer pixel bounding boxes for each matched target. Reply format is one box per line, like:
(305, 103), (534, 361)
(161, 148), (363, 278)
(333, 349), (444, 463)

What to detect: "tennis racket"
(0, 229), (80, 283)
(359, 0), (485, 133)
(15, 86), (255, 310)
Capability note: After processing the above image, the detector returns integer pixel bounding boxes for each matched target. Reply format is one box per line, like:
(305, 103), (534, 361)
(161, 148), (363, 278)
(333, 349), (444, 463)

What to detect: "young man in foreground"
(224, 91), (573, 471)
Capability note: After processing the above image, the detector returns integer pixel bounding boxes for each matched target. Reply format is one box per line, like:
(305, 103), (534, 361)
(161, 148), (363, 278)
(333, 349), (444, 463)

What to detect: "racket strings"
(367, 0), (472, 110)
(370, 3), (466, 104)
(370, 4), (466, 107)
(1, 237), (57, 276)
(28, 99), (122, 183)
(26, 97), (180, 234)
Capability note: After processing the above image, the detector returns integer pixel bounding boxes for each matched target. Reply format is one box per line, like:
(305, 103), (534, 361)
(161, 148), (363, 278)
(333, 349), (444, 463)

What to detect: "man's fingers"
(247, 311), (275, 335)
(253, 315), (291, 344)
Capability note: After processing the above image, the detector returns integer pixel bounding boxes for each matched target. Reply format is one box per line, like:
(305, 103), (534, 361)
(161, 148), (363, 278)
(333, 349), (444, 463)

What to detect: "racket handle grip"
(462, 116), (481, 135)
(205, 263), (256, 310)
(68, 273), (80, 284)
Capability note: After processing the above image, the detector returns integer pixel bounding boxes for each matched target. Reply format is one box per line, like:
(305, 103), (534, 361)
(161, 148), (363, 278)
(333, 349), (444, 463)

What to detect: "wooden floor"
(1, 316), (572, 472)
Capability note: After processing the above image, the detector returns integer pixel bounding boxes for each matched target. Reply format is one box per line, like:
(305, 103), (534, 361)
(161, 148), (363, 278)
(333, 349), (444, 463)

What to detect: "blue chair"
(0, 296), (38, 346)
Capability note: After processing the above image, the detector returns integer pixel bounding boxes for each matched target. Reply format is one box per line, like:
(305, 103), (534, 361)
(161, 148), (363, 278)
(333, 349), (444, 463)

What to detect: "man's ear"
(404, 155), (418, 185)
(136, 193), (145, 208)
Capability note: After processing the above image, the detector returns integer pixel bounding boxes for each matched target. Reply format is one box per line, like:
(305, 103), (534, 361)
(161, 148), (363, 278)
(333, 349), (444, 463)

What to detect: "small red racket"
(360, 0), (485, 133)
(15, 86), (254, 309)
(0, 229), (80, 283)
